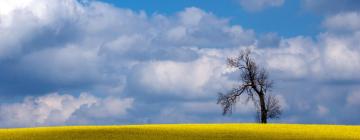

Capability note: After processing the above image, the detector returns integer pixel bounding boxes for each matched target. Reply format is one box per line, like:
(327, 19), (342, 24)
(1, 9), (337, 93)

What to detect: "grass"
(0, 123), (359, 140)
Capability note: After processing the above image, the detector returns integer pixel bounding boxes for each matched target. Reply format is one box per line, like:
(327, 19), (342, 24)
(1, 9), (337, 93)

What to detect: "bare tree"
(255, 94), (282, 123)
(217, 49), (282, 123)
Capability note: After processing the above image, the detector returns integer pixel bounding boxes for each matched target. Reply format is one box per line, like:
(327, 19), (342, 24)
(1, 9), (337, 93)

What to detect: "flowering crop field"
(0, 123), (359, 140)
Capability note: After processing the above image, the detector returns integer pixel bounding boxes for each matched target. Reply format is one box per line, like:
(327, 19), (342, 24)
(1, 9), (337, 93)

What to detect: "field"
(0, 123), (359, 140)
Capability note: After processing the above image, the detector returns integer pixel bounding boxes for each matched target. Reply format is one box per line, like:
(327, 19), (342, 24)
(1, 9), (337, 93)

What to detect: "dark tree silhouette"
(217, 49), (282, 123)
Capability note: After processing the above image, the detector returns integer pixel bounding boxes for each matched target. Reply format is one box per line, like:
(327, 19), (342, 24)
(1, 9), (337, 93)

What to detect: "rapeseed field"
(0, 123), (359, 140)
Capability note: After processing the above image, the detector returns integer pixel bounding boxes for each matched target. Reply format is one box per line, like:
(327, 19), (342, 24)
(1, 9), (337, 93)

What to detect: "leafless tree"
(217, 49), (282, 123)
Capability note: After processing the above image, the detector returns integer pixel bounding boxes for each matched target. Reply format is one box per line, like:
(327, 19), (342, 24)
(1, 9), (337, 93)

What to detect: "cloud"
(302, 0), (360, 14)
(0, 2), (257, 93)
(0, 93), (95, 127)
(0, 0), (359, 127)
(0, 92), (133, 127)
(0, 0), (257, 126)
(68, 97), (134, 125)
(238, 0), (285, 12)
(262, 36), (316, 78)
(256, 31), (360, 81)
(323, 12), (360, 33)
(320, 33), (360, 80)
(257, 33), (281, 48)
(18, 45), (101, 85)
(0, 0), (84, 59)
(129, 55), (231, 99)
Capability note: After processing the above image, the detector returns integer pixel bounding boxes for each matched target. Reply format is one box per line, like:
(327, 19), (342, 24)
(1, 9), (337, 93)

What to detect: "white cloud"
(74, 97), (134, 119)
(166, 26), (187, 41)
(0, 0), (257, 86)
(0, 0), (84, 59)
(266, 54), (308, 78)
(0, 0), (257, 126)
(224, 25), (256, 46)
(319, 33), (360, 79)
(256, 36), (317, 78)
(179, 7), (207, 26)
(0, 0), (360, 126)
(323, 12), (360, 32)
(134, 55), (231, 98)
(0, 92), (133, 127)
(0, 93), (96, 127)
(238, 0), (285, 12)
(252, 32), (360, 81)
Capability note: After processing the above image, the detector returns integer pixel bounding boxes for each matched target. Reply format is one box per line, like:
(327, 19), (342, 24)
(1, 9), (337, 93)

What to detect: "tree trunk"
(258, 93), (267, 123)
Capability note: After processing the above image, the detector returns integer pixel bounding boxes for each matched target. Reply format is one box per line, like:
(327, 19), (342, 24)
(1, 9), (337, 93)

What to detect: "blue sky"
(100, 0), (321, 37)
(0, 0), (360, 127)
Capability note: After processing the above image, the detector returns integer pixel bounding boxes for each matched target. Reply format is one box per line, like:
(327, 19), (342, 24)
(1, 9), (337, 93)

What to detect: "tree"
(217, 49), (281, 123)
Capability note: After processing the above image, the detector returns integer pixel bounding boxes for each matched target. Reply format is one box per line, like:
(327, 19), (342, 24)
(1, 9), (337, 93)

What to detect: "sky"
(0, 0), (359, 127)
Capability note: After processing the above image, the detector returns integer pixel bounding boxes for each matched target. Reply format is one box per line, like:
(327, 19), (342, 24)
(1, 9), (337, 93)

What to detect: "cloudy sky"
(0, 0), (359, 127)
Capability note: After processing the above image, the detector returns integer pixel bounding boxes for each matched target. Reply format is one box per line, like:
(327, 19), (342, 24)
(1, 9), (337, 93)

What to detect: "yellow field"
(0, 123), (359, 140)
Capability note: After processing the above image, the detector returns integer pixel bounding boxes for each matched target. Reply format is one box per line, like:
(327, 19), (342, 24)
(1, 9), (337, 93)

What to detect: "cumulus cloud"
(260, 36), (316, 79)
(256, 31), (360, 81)
(0, 0), (359, 127)
(0, 0), (84, 59)
(0, 0), (258, 126)
(130, 55), (231, 99)
(0, 1), (256, 89)
(319, 33), (360, 80)
(323, 12), (360, 32)
(0, 93), (133, 127)
(238, 0), (285, 12)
